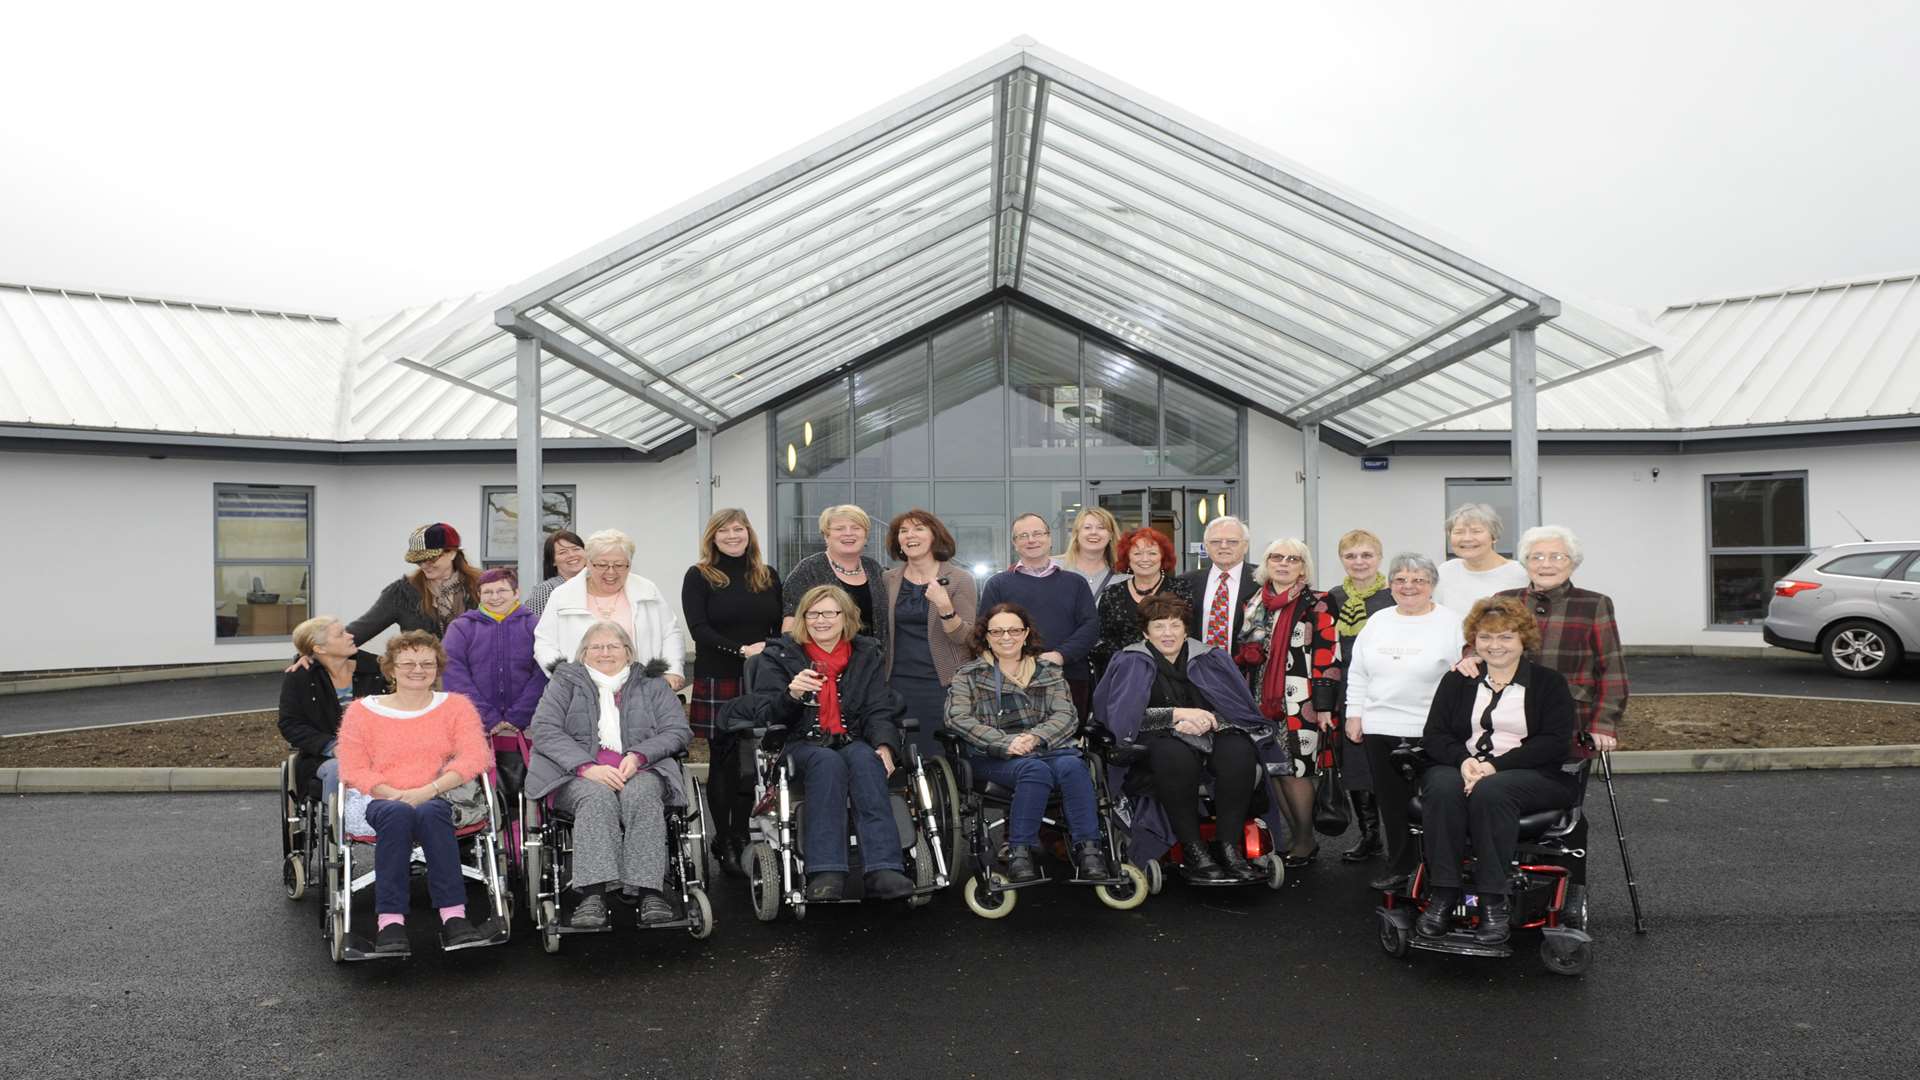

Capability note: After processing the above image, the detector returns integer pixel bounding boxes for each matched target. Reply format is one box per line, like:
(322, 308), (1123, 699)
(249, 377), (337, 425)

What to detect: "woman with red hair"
(1090, 527), (1193, 683)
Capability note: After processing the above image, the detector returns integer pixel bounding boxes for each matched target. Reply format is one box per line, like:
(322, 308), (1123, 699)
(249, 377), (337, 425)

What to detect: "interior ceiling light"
(1197, 499), (1209, 525)
(785, 443), (797, 474)
(1217, 493), (1227, 517)
(803, 420), (814, 447)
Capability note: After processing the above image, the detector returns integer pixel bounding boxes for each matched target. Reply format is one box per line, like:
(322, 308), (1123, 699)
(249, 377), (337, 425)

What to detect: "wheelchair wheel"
(1561, 885), (1588, 930)
(1146, 859), (1164, 895)
(962, 875), (1017, 919)
(686, 886), (715, 940)
(1377, 910), (1410, 958)
(1540, 935), (1594, 976)
(1094, 863), (1150, 911)
(746, 841), (781, 923)
(907, 838), (937, 909)
(926, 756), (964, 876)
(1265, 854), (1286, 890)
(539, 900), (562, 954)
(279, 759), (299, 858)
(283, 852), (307, 901)
(685, 779), (711, 884)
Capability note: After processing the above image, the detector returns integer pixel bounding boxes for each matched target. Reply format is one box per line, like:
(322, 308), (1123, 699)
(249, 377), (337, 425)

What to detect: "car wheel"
(1822, 619), (1902, 678)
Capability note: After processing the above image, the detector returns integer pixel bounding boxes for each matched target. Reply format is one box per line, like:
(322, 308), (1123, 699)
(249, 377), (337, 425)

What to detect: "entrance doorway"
(1095, 483), (1237, 575)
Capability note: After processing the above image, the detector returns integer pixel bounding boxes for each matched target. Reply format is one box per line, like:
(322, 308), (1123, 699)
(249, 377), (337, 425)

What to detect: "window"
(1818, 551), (1904, 579)
(214, 484), (313, 641)
(1903, 556), (1920, 584)
(1706, 472), (1808, 627)
(480, 485), (577, 566)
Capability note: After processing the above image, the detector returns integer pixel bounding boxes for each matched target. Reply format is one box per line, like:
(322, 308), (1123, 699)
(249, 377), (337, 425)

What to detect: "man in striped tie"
(1181, 517), (1255, 653)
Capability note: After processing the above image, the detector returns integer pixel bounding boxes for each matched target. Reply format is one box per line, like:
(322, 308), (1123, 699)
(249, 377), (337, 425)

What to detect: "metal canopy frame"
(376, 38), (1663, 569)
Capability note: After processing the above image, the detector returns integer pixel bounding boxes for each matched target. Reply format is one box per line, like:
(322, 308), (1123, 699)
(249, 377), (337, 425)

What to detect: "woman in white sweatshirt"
(1342, 552), (1464, 894)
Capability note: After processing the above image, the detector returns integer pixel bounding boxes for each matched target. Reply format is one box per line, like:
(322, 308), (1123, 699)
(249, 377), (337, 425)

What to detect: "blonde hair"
(1253, 537), (1316, 588)
(291, 616), (341, 658)
(1337, 529), (1383, 556)
(816, 505), (871, 537)
(583, 528), (636, 563)
(788, 584), (862, 644)
(1068, 506), (1121, 568)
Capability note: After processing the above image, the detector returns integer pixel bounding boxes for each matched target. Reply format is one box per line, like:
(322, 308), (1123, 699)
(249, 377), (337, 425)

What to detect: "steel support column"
(695, 427), (714, 535)
(515, 335), (544, 588)
(1302, 422), (1321, 570)
(1510, 326), (1540, 536)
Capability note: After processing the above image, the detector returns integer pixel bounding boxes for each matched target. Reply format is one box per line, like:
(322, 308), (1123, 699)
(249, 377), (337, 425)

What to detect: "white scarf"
(585, 664), (632, 753)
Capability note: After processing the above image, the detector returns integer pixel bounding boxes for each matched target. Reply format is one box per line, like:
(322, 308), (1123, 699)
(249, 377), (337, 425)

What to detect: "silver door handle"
(1891, 591), (1920, 600)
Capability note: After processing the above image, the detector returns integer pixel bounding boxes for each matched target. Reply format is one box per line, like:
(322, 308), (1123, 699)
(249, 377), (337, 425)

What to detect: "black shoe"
(1368, 870), (1412, 894)
(1417, 888), (1460, 938)
(1179, 845), (1230, 884)
(717, 840), (747, 880)
(373, 922), (410, 954)
(439, 916), (487, 951)
(637, 890), (676, 925)
(1004, 845), (1041, 884)
(1282, 844), (1320, 869)
(569, 893), (609, 929)
(805, 871), (846, 901)
(1341, 793), (1382, 862)
(1217, 840), (1262, 883)
(1475, 895), (1512, 946)
(864, 868), (914, 900)
(1071, 840), (1112, 880)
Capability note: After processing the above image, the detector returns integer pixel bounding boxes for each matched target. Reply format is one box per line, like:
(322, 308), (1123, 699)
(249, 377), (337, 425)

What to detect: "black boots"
(1341, 792), (1382, 862)
(1071, 840), (1112, 880)
(1417, 887), (1459, 937)
(1004, 845), (1041, 884)
(1475, 895), (1513, 945)
(1180, 844), (1231, 884)
(1217, 840), (1263, 883)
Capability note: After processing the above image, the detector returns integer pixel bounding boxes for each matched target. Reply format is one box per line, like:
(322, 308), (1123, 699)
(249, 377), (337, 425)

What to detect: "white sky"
(3, 0), (1916, 322)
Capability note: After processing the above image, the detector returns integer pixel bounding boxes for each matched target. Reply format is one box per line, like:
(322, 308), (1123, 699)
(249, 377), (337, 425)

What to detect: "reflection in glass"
(1082, 342), (1158, 475)
(775, 382), (851, 479)
(1709, 477), (1807, 549)
(1711, 553), (1805, 626)
(932, 309), (1004, 476)
(1009, 308), (1080, 477)
(935, 481), (1008, 581)
(1163, 377), (1238, 476)
(854, 342), (931, 478)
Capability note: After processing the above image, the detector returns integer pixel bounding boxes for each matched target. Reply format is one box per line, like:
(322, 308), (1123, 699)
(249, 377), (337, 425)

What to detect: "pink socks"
(377, 913), (405, 930)
(438, 905), (466, 924)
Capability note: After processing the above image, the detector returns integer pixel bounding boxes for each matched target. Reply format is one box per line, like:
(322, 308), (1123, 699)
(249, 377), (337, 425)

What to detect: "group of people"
(279, 498), (1627, 948)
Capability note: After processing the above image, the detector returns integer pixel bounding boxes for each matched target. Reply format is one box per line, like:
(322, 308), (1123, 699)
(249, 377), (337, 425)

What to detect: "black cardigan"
(732, 635), (902, 758)
(1421, 662), (1575, 777)
(277, 651), (388, 758)
(681, 559), (784, 681)
(344, 576), (472, 644)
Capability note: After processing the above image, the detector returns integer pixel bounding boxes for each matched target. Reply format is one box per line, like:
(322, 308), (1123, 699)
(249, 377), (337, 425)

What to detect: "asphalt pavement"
(0, 673), (282, 736)
(4, 770), (1917, 1079)
(1629, 655), (1920, 702)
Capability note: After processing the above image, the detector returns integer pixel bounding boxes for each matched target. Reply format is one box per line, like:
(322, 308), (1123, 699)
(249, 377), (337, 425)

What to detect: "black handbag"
(1312, 761), (1352, 836)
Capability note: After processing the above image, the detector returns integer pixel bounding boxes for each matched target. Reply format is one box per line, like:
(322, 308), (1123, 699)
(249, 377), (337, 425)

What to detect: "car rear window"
(1818, 551), (1906, 579)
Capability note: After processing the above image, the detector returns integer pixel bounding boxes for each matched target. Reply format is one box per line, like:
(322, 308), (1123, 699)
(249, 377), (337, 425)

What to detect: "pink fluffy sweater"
(336, 693), (492, 794)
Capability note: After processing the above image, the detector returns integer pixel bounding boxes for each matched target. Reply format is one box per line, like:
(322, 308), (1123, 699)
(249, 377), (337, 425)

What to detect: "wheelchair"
(519, 751), (715, 953)
(1374, 735), (1646, 976)
(1108, 726), (1290, 895)
(278, 751), (323, 901)
(737, 717), (953, 922)
(935, 725), (1149, 919)
(317, 773), (515, 962)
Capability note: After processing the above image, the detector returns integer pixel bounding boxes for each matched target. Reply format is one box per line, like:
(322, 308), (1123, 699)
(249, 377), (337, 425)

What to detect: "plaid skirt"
(687, 675), (744, 742)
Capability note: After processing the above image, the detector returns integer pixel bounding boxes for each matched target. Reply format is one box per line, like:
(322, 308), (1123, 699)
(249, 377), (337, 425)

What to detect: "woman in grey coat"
(526, 620), (691, 929)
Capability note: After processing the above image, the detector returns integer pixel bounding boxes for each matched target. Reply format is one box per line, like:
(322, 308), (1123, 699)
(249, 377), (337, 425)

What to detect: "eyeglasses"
(1390, 577), (1433, 588)
(1012, 530), (1050, 542)
(804, 610), (842, 622)
(1267, 553), (1304, 565)
(394, 660), (438, 671)
(589, 562), (630, 573)
(585, 643), (629, 654)
(985, 627), (1029, 638)
(1526, 552), (1573, 565)
(1206, 538), (1245, 547)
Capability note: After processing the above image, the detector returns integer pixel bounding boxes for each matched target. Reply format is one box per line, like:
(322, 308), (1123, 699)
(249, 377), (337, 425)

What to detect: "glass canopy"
(380, 40), (1661, 450)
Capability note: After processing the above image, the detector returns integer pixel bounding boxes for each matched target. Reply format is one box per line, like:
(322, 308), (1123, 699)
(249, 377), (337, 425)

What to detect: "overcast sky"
(3, 0), (1915, 323)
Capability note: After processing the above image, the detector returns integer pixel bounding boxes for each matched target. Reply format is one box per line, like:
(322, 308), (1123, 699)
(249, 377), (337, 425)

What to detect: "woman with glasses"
(1340, 553), (1465, 892)
(1435, 503), (1529, 613)
(334, 631), (495, 953)
(1234, 538), (1339, 868)
(1469, 525), (1628, 755)
(525, 620), (692, 928)
(738, 585), (913, 902)
(534, 529), (686, 689)
(1090, 527), (1193, 683)
(879, 509), (977, 761)
(945, 603), (1111, 883)
(779, 506), (890, 667)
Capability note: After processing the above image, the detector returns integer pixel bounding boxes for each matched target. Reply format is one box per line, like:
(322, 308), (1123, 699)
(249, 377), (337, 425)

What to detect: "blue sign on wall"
(1361, 456), (1390, 471)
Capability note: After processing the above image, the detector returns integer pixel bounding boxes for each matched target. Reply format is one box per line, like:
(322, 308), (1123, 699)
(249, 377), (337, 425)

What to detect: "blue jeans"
(785, 741), (903, 873)
(969, 748), (1100, 847)
(365, 798), (465, 915)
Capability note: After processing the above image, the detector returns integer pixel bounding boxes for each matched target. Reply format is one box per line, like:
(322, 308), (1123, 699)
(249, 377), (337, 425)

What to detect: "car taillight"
(1774, 580), (1821, 598)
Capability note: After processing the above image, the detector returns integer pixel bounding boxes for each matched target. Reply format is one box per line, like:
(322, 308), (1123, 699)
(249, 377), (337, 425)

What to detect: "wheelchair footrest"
(1407, 933), (1514, 959)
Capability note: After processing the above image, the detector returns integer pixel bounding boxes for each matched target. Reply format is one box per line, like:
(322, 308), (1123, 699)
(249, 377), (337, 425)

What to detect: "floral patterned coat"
(1233, 585), (1339, 775)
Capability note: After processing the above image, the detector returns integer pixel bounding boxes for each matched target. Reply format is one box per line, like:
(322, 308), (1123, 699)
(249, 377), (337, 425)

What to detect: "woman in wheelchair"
(1095, 592), (1271, 884)
(280, 615), (387, 799)
(525, 620), (692, 929)
(945, 603), (1111, 883)
(743, 584), (915, 903)
(1415, 596), (1577, 946)
(334, 631), (495, 953)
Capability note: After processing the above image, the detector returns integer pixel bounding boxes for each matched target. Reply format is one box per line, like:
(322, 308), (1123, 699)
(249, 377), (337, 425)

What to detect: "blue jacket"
(443, 606), (548, 731)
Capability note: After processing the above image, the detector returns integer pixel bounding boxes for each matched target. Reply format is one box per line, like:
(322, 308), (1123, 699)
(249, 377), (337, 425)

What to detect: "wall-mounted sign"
(1361, 456), (1390, 472)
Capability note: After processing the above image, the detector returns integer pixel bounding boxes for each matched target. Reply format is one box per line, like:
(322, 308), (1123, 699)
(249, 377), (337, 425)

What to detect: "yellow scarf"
(484, 602), (519, 623)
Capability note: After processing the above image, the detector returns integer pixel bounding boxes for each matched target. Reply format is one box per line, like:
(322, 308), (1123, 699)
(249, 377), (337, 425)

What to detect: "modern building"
(3, 41), (1916, 673)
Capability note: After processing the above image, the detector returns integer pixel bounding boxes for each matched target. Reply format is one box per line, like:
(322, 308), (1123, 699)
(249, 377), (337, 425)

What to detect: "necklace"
(587, 590), (621, 618)
(830, 557), (864, 579)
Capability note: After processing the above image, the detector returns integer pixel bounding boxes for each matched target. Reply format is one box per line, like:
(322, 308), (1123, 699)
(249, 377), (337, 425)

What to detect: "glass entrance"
(1096, 483), (1237, 575)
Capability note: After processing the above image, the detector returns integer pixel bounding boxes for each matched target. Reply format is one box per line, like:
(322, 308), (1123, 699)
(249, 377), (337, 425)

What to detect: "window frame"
(213, 482), (315, 644)
(1703, 470), (1809, 631)
(479, 483), (579, 567)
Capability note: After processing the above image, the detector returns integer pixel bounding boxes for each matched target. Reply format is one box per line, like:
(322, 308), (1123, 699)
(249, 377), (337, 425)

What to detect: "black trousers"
(1145, 730), (1258, 852)
(1362, 735), (1421, 876)
(707, 731), (754, 849)
(1419, 765), (1574, 895)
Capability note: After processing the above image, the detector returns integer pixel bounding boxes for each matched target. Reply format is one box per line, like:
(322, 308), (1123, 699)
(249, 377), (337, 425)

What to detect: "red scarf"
(802, 639), (853, 734)
(1258, 583), (1303, 721)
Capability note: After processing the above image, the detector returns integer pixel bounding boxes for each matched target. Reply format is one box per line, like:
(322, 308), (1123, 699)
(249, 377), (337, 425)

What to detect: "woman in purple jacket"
(444, 569), (548, 786)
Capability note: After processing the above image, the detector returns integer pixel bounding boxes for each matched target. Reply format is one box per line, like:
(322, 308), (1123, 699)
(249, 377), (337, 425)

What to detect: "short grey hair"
(1386, 552), (1439, 584)
(1252, 537), (1315, 587)
(582, 529), (636, 564)
(1517, 525), (1584, 568)
(1203, 515), (1248, 541)
(1445, 502), (1505, 543)
(574, 620), (636, 663)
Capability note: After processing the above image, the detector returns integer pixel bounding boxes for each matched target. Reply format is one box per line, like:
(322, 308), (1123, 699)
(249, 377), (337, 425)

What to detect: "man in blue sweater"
(978, 512), (1100, 720)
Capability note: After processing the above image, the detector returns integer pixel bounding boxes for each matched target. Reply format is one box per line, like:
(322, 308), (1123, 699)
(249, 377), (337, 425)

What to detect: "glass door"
(1095, 483), (1237, 574)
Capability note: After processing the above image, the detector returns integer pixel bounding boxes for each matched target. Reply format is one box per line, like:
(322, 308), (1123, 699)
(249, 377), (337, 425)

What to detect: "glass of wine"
(802, 661), (828, 707)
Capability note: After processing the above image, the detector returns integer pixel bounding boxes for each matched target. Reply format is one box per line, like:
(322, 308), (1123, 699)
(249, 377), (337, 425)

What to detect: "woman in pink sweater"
(336, 630), (494, 954)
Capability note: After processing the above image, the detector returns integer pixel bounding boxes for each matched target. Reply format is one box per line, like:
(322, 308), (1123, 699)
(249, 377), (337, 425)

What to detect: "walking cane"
(1595, 746), (1649, 934)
